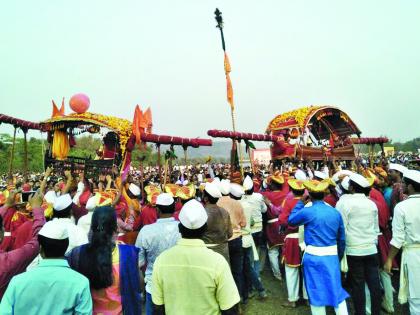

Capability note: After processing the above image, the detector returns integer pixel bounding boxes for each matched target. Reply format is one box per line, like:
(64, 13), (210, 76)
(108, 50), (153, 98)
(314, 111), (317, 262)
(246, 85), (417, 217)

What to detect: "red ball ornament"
(69, 93), (90, 114)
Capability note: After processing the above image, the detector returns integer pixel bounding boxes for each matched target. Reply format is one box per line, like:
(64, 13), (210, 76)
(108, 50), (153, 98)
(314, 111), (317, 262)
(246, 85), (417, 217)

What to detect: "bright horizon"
(1, 1), (419, 142)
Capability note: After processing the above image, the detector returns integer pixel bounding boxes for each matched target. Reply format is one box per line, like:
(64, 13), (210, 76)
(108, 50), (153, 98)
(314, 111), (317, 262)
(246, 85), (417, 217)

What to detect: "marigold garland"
(43, 112), (132, 155)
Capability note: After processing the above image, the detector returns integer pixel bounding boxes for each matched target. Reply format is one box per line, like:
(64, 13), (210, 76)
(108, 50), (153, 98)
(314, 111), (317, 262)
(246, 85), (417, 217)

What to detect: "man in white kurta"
(385, 169), (420, 314)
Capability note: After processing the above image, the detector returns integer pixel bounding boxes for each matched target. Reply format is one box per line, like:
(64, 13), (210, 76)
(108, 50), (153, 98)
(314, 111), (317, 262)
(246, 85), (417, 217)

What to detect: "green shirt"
(152, 238), (240, 315)
(0, 259), (92, 315)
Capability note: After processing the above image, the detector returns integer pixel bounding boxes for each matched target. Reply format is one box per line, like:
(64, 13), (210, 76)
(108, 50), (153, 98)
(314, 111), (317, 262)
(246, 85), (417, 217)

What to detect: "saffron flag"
(132, 105), (144, 145)
(143, 107), (153, 133)
(51, 98), (65, 118)
(224, 52), (234, 110)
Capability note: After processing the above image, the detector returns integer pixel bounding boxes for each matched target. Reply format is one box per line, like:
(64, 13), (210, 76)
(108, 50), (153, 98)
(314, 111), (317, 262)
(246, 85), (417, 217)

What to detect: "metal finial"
(215, 8), (223, 29)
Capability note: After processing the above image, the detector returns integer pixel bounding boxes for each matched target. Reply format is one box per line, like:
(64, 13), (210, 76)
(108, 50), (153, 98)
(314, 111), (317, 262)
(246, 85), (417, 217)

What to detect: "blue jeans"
(146, 292), (153, 315)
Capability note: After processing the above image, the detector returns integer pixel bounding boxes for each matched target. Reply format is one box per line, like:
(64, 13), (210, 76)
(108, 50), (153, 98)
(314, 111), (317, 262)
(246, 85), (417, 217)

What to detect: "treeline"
(0, 134), (227, 173)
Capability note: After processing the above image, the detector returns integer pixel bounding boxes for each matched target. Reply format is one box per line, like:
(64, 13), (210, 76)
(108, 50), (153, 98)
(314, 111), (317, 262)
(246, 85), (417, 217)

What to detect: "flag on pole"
(143, 107), (153, 133)
(132, 105), (144, 145)
(224, 52), (234, 110)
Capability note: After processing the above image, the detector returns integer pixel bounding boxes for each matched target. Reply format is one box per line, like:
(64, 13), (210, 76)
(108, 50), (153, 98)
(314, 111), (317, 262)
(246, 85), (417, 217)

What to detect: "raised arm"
(0, 192), (45, 294)
(39, 166), (53, 194)
(62, 170), (73, 195)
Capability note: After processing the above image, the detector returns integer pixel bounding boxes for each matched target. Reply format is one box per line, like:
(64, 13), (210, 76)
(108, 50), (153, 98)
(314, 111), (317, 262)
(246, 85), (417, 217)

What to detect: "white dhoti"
(285, 265), (308, 302)
(310, 300), (348, 315)
(399, 244), (420, 314)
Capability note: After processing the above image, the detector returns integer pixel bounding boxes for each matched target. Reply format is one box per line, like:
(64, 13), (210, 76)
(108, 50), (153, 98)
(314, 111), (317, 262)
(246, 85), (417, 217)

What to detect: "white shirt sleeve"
(390, 204), (405, 249)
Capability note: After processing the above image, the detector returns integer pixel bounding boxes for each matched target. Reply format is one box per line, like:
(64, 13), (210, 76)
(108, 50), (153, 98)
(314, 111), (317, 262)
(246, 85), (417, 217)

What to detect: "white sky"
(1, 0), (419, 142)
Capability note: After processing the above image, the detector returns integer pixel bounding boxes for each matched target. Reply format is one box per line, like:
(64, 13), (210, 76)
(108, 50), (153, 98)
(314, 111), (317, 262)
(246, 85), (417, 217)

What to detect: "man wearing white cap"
(27, 194), (88, 270)
(314, 170), (328, 181)
(51, 194), (88, 254)
(135, 193), (180, 315)
(0, 221), (92, 314)
(335, 176), (353, 211)
(385, 169), (420, 314)
(216, 179), (246, 299)
(202, 182), (233, 263)
(388, 163), (408, 213)
(242, 176), (267, 273)
(231, 182), (267, 302)
(77, 193), (99, 237)
(152, 199), (240, 315)
(338, 173), (381, 315)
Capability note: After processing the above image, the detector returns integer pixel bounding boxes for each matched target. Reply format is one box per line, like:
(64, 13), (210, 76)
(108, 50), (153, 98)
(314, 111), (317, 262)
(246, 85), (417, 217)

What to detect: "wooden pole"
(248, 148), (256, 175)
(138, 157), (145, 203)
(163, 159), (169, 187)
(183, 146), (188, 166)
(215, 9), (243, 177)
(40, 131), (45, 171)
(369, 144), (374, 168)
(157, 144), (162, 184)
(8, 127), (17, 176)
(23, 128), (28, 178)
(230, 109), (244, 176)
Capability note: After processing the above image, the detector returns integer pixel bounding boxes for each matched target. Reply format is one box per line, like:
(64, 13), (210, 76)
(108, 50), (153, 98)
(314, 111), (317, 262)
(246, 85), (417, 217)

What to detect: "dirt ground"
(242, 268), (410, 315)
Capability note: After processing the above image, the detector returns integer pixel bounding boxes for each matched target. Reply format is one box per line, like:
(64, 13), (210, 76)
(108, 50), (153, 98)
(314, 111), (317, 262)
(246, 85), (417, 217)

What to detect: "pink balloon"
(69, 93), (90, 114)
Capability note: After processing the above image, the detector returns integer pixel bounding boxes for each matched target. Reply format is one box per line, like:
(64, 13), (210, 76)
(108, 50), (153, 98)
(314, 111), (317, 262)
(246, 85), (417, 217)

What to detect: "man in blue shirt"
(289, 179), (349, 315)
(135, 192), (180, 315)
(0, 220), (92, 315)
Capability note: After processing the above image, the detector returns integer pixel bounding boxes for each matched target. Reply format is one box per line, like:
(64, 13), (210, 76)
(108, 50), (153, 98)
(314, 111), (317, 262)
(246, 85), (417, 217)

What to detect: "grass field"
(242, 268), (409, 315)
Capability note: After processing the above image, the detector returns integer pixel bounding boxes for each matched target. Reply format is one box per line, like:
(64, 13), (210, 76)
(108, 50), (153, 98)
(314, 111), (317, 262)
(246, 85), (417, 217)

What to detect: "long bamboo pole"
(157, 145), (162, 184)
(8, 127), (17, 176)
(230, 109), (244, 176)
(215, 8), (244, 177)
(23, 129), (28, 178)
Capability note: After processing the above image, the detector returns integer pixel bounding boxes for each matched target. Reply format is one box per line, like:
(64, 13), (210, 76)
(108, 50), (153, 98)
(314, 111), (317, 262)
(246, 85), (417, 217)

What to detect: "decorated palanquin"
(41, 111), (133, 177)
(1, 95), (212, 178)
(266, 106), (362, 161)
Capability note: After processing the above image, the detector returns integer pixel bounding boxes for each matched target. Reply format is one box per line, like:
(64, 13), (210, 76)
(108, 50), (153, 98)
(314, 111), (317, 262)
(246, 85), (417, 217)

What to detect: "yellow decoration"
(267, 106), (324, 132)
(164, 184), (180, 197)
(44, 112), (132, 156)
(177, 184), (196, 200)
(52, 130), (70, 160)
(303, 180), (329, 193)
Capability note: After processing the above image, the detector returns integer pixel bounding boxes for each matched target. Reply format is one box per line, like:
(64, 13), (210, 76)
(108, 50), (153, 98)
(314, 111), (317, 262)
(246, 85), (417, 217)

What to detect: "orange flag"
(132, 105), (143, 145)
(224, 53), (234, 110)
(51, 98), (65, 118)
(143, 107), (153, 133)
(138, 108), (147, 130)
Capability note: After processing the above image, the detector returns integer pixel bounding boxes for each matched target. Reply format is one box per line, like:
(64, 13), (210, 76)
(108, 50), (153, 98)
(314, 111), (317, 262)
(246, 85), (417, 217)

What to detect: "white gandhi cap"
(39, 221), (69, 240)
(204, 182), (222, 198)
(219, 179), (231, 195)
(179, 199), (208, 230)
(156, 193), (175, 206)
(243, 176), (253, 191)
(349, 173), (370, 188)
(53, 194), (72, 211)
(230, 183), (245, 198)
(403, 169), (420, 184)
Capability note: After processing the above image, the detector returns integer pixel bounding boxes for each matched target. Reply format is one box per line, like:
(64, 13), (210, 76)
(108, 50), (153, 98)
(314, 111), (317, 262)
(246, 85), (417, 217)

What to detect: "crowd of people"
(0, 155), (419, 315)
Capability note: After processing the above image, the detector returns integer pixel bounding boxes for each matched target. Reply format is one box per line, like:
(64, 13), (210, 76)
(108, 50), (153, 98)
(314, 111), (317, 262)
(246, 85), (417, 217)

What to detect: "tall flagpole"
(214, 8), (244, 176)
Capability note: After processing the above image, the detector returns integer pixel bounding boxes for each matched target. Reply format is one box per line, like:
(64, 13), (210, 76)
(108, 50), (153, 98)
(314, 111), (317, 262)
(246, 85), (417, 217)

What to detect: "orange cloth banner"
(224, 52), (234, 110)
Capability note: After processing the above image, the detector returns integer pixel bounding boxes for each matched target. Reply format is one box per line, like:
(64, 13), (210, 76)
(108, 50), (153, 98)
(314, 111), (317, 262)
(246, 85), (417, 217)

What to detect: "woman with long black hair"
(68, 206), (141, 315)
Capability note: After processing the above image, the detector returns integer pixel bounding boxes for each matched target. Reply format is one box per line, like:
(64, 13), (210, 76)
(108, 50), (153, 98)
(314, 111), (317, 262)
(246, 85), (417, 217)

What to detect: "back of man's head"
(38, 221), (69, 258)
(38, 235), (69, 258)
